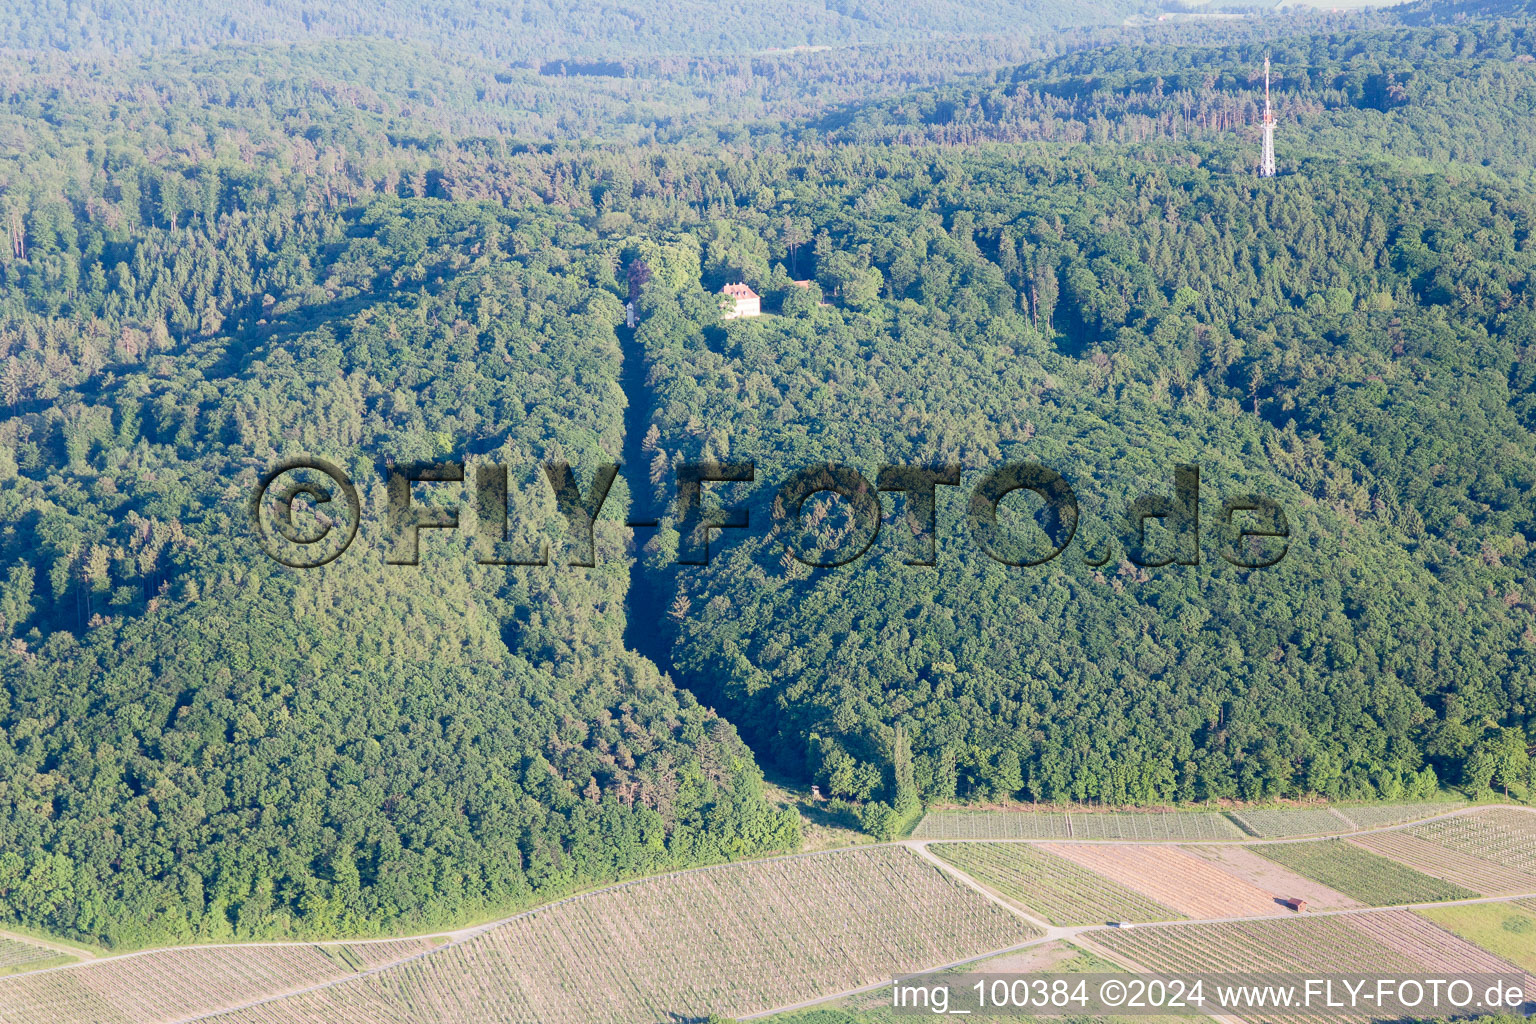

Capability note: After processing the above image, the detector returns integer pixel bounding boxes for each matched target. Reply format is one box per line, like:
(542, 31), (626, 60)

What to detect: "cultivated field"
(1351, 830), (1536, 895)
(0, 938), (71, 973)
(1059, 812), (1245, 841)
(1335, 802), (1464, 830)
(1409, 808), (1536, 872)
(912, 810), (1242, 841)
(756, 943), (1202, 1024)
(930, 843), (1181, 925)
(1179, 845), (1360, 910)
(0, 939), (435, 1024)
(1087, 908), (1535, 1024)
(1418, 902), (1536, 972)
(1087, 909), (1521, 979)
(195, 847), (1034, 1024)
(912, 812), (1071, 840)
(1345, 909), (1534, 980)
(1228, 807), (1354, 838)
(1087, 913), (1416, 984)
(763, 1005), (1200, 1024)
(1254, 840), (1480, 905)
(761, 945), (1204, 1024)
(9, 806), (1532, 1024)
(1042, 844), (1280, 918)
(914, 804), (1457, 842)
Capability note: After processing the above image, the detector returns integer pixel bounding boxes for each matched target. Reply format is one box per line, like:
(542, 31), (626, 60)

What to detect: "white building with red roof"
(720, 282), (761, 319)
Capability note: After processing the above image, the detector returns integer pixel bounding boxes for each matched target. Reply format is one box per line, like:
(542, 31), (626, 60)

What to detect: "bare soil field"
(976, 939), (1084, 974)
(1179, 844), (1361, 909)
(1042, 844), (1281, 918)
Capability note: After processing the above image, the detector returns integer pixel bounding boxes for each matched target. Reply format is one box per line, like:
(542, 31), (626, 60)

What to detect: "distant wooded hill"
(1, 0), (1151, 58)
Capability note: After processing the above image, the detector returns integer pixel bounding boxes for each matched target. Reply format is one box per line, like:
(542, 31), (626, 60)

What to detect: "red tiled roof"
(722, 283), (758, 299)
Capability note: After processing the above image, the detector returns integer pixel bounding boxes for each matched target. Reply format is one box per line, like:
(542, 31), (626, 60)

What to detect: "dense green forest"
(0, 0), (1534, 946)
(1, 0), (1151, 58)
(640, 149), (1536, 816)
(822, 21), (1536, 181)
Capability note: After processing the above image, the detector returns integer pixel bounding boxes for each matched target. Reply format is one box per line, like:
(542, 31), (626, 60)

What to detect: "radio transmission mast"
(1259, 54), (1276, 177)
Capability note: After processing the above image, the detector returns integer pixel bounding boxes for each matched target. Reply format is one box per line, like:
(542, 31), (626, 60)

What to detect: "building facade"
(721, 282), (762, 319)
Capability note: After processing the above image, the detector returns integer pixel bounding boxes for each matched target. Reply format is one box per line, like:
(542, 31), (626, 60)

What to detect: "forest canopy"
(0, 0), (1533, 946)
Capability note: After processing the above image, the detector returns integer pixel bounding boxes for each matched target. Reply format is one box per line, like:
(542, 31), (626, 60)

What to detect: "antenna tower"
(1259, 54), (1276, 178)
